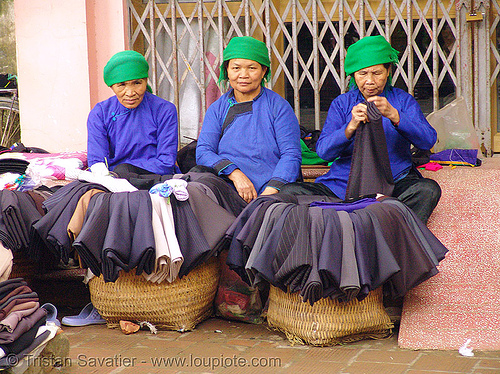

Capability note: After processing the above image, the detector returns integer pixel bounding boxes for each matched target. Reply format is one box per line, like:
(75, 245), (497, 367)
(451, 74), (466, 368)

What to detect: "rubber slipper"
(41, 303), (61, 327)
(61, 303), (106, 327)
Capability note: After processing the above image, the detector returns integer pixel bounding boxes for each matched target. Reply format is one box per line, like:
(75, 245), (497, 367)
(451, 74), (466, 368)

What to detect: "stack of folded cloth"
(0, 159), (30, 175)
(0, 189), (43, 253)
(0, 278), (60, 370)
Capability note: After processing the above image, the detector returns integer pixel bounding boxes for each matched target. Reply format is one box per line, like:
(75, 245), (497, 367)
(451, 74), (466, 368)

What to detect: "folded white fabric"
(146, 194), (183, 283)
(77, 170), (137, 193)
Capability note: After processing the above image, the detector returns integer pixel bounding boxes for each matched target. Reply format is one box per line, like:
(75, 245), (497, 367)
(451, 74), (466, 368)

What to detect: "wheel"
(0, 96), (20, 147)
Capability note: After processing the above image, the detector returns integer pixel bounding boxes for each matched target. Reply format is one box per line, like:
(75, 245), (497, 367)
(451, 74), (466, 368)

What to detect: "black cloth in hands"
(345, 101), (394, 200)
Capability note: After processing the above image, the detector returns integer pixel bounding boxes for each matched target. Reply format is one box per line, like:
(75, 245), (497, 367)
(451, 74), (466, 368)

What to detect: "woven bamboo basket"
(88, 257), (220, 331)
(267, 286), (393, 346)
(9, 251), (37, 285)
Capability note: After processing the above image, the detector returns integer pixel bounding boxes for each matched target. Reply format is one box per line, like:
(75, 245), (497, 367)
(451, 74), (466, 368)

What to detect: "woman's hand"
(367, 96), (400, 125)
(346, 103), (368, 139)
(260, 186), (279, 196)
(228, 169), (258, 203)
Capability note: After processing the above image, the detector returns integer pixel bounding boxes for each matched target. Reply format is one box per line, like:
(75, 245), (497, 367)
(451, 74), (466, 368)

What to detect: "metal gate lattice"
(127, 0), (498, 154)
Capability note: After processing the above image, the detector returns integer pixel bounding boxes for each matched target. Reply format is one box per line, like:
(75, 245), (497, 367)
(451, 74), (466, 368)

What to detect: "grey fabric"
(102, 191), (156, 282)
(0, 190), (42, 252)
(186, 184), (236, 250)
(0, 331), (50, 370)
(317, 209), (343, 298)
(380, 197), (447, 264)
(0, 302), (39, 334)
(0, 313), (46, 355)
(170, 196), (211, 278)
(300, 206), (324, 305)
(245, 203), (285, 285)
(239, 201), (275, 259)
(225, 196), (277, 280)
(249, 204), (295, 287)
(72, 193), (112, 277)
(0, 280), (27, 302)
(274, 205), (312, 292)
(182, 172), (247, 217)
(348, 211), (373, 300)
(363, 202), (438, 298)
(31, 181), (109, 266)
(187, 181), (218, 204)
(0, 293), (38, 317)
(349, 206), (401, 291)
(337, 211), (360, 301)
(0, 285), (31, 305)
(75, 191), (156, 282)
(0, 307), (46, 344)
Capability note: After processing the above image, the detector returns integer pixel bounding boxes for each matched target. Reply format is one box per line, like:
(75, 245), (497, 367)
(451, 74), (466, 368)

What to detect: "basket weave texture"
(9, 251), (36, 284)
(267, 286), (393, 346)
(89, 257), (220, 331)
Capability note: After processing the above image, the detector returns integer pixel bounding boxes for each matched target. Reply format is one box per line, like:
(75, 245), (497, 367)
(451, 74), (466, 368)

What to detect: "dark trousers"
(278, 181), (338, 197)
(278, 168), (440, 225)
(113, 163), (172, 190)
(392, 168), (441, 225)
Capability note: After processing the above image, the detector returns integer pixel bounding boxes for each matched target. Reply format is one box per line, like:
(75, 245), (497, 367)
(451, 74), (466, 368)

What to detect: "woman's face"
(111, 78), (148, 109)
(353, 64), (390, 98)
(227, 59), (267, 101)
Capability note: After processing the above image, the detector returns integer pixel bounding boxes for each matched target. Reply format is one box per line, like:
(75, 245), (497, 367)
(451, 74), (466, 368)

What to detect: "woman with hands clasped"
(195, 36), (301, 203)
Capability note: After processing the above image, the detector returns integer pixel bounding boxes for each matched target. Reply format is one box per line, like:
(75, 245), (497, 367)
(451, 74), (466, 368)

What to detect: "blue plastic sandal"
(41, 303), (61, 327)
(61, 303), (106, 327)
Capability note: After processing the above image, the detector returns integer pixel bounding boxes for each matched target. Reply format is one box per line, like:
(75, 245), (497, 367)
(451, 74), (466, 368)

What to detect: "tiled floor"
(52, 317), (500, 374)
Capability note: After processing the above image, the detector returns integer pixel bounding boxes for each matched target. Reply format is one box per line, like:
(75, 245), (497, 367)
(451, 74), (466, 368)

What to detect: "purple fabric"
(309, 197), (378, 212)
(429, 149), (478, 165)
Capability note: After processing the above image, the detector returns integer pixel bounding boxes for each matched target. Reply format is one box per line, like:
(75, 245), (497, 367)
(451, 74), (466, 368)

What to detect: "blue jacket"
(315, 87), (437, 200)
(196, 88), (301, 194)
(87, 91), (178, 174)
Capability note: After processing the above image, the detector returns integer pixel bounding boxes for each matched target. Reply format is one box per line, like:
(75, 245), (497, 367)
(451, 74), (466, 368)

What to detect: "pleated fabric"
(223, 195), (448, 305)
(0, 190), (42, 252)
(74, 191), (156, 282)
(170, 196), (212, 278)
(147, 194), (183, 283)
(72, 193), (112, 277)
(101, 191), (156, 282)
(30, 181), (108, 266)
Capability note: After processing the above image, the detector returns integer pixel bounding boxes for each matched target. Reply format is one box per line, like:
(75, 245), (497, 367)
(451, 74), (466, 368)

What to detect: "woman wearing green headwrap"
(87, 50), (178, 189)
(315, 35), (440, 224)
(196, 36), (301, 203)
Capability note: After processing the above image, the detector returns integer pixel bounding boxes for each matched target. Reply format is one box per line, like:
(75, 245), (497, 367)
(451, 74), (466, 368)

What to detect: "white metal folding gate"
(127, 0), (500, 154)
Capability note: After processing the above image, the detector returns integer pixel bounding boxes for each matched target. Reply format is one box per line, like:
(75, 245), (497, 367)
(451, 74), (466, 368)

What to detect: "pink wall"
(14, 0), (128, 152)
(86, 0), (129, 108)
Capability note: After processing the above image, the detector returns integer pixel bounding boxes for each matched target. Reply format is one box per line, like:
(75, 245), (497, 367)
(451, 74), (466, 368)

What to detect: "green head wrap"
(218, 36), (271, 86)
(103, 51), (151, 92)
(344, 35), (399, 89)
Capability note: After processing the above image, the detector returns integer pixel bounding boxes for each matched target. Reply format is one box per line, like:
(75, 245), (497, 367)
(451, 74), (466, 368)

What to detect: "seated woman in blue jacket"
(87, 50), (178, 189)
(196, 36), (302, 203)
(314, 35), (441, 224)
